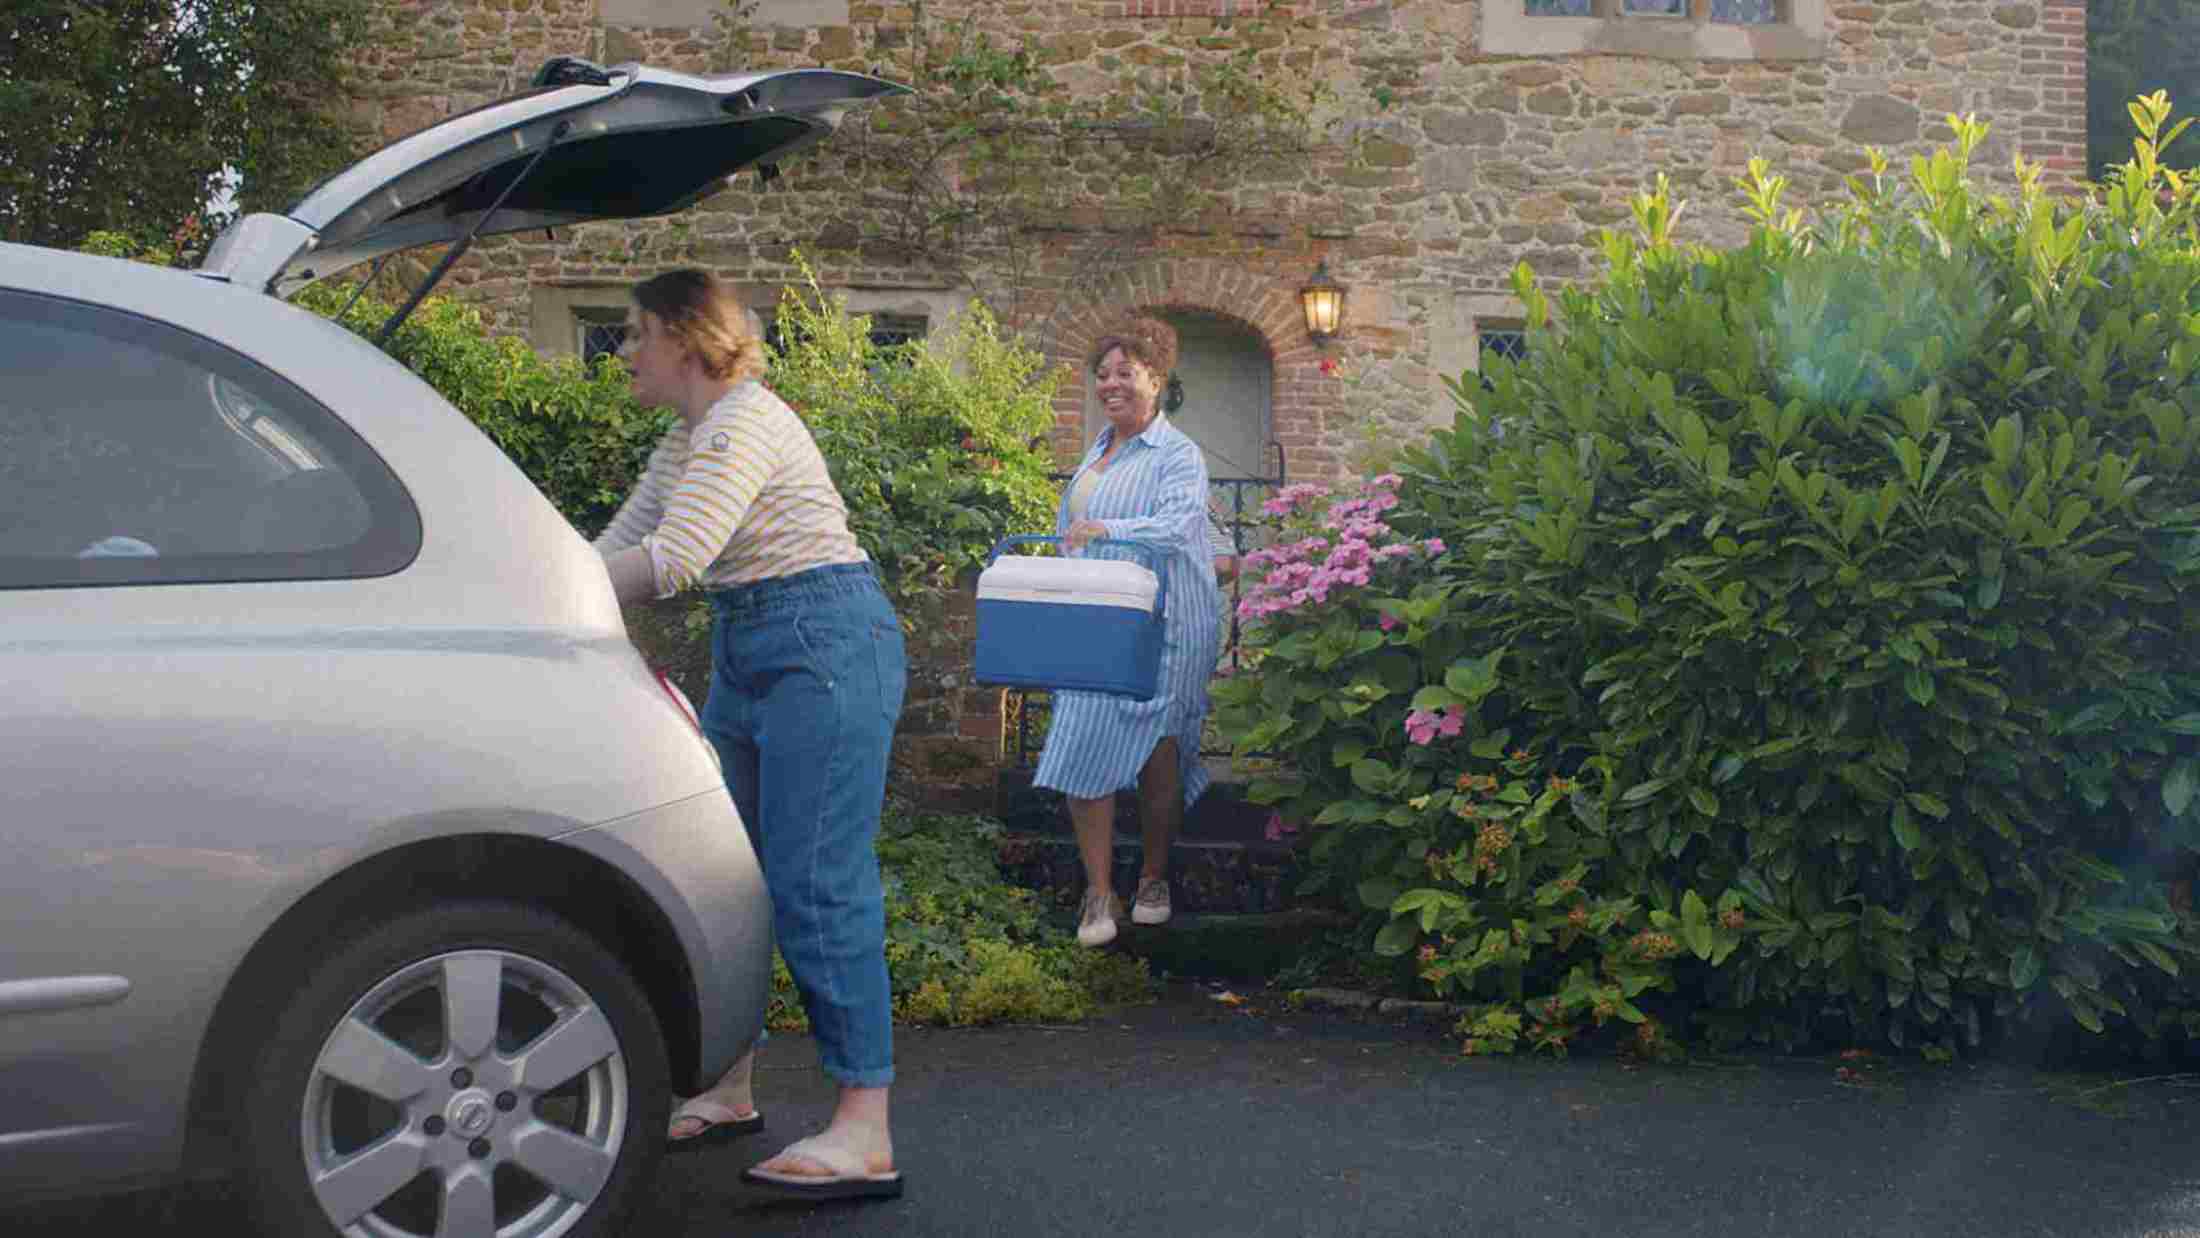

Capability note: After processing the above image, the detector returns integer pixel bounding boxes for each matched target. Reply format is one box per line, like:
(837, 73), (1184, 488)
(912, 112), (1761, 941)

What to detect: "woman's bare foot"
(752, 1085), (891, 1177)
(751, 1123), (893, 1179)
(670, 1051), (759, 1141)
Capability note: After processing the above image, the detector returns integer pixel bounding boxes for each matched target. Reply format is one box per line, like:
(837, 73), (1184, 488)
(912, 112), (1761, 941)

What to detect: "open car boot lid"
(201, 57), (906, 322)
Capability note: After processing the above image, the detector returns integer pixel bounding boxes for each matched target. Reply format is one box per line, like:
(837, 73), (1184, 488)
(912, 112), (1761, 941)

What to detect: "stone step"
(1109, 909), (1356, 982)
(994, 832), (1306, 917)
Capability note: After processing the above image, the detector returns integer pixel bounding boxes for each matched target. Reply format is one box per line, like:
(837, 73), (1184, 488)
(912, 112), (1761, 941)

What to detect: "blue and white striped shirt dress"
(1033, 414), (1223, 807)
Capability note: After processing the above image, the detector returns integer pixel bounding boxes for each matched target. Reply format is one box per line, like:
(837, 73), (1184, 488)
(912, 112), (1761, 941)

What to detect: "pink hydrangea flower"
(1424, 538), (1447, 555)
(1405, 705), (1469, 745)
(1405, 709), (1442, 745)
(1379, 612), (1399, 631)
(1261, 482), (1332, 518)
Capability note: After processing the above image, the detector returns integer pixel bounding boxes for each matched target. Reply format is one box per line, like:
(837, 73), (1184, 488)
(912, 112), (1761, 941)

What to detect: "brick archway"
(1046, 257), (1343, 479)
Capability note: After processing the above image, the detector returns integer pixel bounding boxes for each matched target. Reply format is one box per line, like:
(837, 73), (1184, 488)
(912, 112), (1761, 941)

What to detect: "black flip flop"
(742, 1136), (904, 1200)
(741, 1166), (904, 1202)
(666, 1105), (764, 1152)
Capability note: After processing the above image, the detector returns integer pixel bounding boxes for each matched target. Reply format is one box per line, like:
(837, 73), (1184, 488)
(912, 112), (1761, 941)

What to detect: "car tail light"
(655, 669), (703, 734)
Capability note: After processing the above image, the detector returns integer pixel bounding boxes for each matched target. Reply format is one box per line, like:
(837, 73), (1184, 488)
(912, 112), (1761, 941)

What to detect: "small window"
(866, 312), (927, 351)
(1532, 0), (1781, 16)
(864, 312), (927, 371)
(1479, 326), (1529, 367)
(759, 307), (927, 360)
(0, 291), (420, 590)
(1511, 0), (1806, 42)
(575, 306), (630, 370)
(758, 307), (788, 356)
(1475, 324), (1530, 401)
(1710, 0), (1779, 23)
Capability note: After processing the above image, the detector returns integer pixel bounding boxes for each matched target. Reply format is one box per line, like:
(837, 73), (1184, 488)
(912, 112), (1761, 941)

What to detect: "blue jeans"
(703, 562), (906, 1088)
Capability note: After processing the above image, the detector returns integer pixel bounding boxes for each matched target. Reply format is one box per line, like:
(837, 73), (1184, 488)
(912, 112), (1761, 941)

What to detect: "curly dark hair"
(1089, 314), (1178, 380)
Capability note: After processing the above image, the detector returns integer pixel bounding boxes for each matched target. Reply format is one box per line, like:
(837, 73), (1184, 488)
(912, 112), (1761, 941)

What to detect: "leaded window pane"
(1711, 0), (1779, 23)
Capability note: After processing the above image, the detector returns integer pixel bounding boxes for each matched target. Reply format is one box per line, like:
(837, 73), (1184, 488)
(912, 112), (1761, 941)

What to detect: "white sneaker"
(1131, 878), (1172, 926)
(1076, 889), (1118, 948)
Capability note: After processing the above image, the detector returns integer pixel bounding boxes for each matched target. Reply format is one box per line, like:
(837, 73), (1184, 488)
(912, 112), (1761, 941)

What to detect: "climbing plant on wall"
(725, 0), (1336, 324)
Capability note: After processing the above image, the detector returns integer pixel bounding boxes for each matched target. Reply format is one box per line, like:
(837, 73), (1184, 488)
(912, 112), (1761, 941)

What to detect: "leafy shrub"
(1216, 481), (1729, 1057)
(766, 802), (1152, 1031)
(1226, 103), (2200, 1057)
(761, 260), (1061, 599)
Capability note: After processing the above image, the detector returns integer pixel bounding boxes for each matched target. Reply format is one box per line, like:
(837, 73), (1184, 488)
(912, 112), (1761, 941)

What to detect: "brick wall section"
(2024, 0), (2091, 181)
(893, 577), (1009, 790)
(1048, 256), (1347, 474)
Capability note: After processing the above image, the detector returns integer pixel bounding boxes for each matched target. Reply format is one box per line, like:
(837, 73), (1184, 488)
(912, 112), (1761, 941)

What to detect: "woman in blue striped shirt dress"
(1037, 315), (1223, 947)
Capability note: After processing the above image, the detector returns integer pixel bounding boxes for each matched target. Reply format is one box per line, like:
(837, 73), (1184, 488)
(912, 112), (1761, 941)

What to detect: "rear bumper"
(560, 789), (771, 1092)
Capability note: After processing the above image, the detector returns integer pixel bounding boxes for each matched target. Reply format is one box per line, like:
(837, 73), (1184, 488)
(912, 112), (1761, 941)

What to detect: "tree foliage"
(760, 257), (1062, 598)
(1, 0), (366, 248)
(2086, 0), (2200, 182)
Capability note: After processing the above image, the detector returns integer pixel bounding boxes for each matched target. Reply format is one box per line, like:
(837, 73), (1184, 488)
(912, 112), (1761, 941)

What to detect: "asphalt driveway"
(12, 983), (2198, 1237)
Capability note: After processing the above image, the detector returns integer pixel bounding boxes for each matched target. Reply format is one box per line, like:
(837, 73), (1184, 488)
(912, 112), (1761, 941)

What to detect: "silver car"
(0, 59), (901, 1238)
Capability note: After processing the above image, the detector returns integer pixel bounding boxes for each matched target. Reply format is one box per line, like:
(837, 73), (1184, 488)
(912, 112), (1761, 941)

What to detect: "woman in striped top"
(595, 269), (906, 1201)
(1036, 315), (1223, 947)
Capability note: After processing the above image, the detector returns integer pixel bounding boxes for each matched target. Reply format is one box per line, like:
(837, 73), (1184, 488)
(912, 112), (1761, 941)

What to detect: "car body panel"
(0, 246), (758, 1197)
(1, 51), (905, 1207)
(559, 792), (774, 1090)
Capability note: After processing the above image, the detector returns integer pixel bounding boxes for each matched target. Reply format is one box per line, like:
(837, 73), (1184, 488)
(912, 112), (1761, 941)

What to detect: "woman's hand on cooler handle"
(1064, 519), (1109, 552)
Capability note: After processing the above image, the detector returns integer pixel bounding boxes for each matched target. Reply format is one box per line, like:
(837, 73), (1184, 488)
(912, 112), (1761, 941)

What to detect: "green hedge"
(1222, 102), (2200, 1058)
(760, 262), (1061, 595)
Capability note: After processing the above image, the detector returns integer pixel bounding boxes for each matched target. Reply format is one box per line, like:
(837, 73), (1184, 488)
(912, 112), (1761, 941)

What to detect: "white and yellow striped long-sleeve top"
(594, 381), (865, 596)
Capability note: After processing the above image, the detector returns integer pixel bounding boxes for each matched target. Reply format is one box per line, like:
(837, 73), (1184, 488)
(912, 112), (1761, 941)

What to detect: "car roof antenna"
(376, 117), (573, 346)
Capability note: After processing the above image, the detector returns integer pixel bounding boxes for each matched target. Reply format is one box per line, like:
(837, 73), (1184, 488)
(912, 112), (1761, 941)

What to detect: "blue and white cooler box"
(975, 535), (1167, 701)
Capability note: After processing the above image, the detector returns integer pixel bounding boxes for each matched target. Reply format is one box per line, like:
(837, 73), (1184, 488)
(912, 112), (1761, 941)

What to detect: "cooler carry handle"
(984, 534), (1167, 618)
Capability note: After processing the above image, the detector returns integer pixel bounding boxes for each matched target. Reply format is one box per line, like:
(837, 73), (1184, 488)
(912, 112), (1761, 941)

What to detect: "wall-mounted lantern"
(1299, 259), (1346, 346)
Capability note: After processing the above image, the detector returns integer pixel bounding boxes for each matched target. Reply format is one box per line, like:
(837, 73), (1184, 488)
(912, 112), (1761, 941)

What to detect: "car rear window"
(0, 290), (421, 589)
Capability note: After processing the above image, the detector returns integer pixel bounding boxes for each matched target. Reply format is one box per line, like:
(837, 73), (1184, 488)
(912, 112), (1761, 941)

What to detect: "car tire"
(231, 899), (670, 1238)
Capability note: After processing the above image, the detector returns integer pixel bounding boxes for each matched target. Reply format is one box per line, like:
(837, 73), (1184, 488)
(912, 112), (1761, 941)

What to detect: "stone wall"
(351, 0), (2089, 477)
(348, 0), (2087, 772)
(891, 576), (1010, 804)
